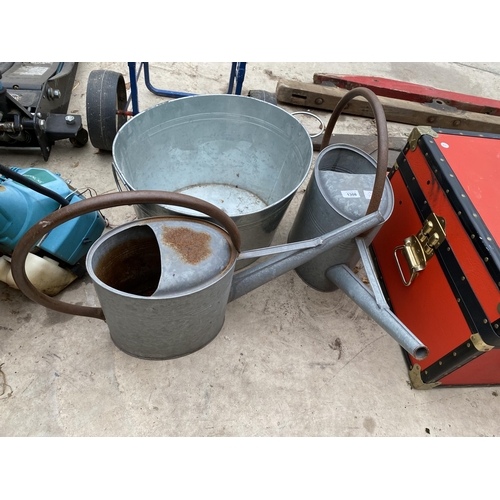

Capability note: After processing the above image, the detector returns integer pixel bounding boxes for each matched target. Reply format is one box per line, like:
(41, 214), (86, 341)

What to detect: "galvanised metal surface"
(288, 144), (394, 291)
(86, 211), (386, 360)
(11, 189), (426, 360)
(11, 190), (241, 321)
(112, 94), (313, 268)
(86, 217), (238, 360)
(326, 238), (429, 360)
(326, 264), (428, 360)
(230, 210), (385, 303)
(11, 89), (427, 362)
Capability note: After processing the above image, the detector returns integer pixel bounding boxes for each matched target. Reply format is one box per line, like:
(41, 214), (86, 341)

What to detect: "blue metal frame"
(126, 62), (247, 115)
(127, 62), (141, 116)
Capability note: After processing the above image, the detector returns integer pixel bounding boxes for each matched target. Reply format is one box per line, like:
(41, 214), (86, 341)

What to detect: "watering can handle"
(11, 190), (241, 321)
(320, 87), (389, 216)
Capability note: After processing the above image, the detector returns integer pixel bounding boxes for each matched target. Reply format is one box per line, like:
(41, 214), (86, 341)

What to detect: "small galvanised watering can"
(11, 89), (429, 362)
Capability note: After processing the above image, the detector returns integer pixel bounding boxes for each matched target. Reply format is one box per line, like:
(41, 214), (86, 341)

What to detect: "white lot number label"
(341, 190), (360, 198)
(341, 190), (373, 199)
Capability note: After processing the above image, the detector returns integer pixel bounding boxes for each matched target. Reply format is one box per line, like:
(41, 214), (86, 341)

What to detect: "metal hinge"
(394, 213), (446, 286)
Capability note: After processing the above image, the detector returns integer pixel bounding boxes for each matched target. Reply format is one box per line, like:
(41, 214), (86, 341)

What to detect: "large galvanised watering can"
(11, 89), (429, 362)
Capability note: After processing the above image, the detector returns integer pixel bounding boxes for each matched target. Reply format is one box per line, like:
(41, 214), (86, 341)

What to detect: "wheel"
(247, 89), (277, 105)
(86, 69), (127, 151)
(70, 127), (89, 148)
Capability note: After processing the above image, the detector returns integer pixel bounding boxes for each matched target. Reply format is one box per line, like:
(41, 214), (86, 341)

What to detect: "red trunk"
(371, 127), (500, 388)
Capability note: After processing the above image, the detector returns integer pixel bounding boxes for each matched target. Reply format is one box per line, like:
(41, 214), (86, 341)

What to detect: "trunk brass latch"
(394, 213), (446, 286)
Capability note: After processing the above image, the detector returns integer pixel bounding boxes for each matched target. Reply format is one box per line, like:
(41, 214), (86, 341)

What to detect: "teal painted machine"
(0, 165), (105, 267)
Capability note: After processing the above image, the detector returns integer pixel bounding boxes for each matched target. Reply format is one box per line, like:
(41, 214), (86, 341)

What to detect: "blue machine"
(0, 166), (105, 266)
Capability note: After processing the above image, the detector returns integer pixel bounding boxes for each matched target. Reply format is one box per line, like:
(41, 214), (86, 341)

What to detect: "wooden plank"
(276, 79), (500, 134)
(313, 73), (500, 116)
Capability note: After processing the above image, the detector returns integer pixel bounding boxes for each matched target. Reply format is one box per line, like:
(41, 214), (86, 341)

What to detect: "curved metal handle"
(394, 245), (418, 286)
(320, 87), (389, 216)
(11, 190), (241, 321)
(291, 111), (325, 138)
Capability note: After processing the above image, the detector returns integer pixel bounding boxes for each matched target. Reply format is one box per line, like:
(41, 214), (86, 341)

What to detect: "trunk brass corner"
(408, 126), (439, 151)
(409, 364), (441, 390)
(470, 333), (494, 352)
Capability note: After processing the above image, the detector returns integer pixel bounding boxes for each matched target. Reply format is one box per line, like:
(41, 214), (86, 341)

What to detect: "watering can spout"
(228, 209), (385, 303)
(229, 210), (429, 360)
(326, 238), (429, 360)
(327, 264), (429, 360)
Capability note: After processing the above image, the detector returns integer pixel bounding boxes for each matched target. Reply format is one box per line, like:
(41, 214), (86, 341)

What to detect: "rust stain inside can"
(162, 226), (211, 264)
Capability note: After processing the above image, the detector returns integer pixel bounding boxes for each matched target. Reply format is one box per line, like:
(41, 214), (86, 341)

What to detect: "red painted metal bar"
(313, 74), (500, 117)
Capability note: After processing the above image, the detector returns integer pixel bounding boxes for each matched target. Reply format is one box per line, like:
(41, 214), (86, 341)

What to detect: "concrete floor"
(1, 62), (500, 437)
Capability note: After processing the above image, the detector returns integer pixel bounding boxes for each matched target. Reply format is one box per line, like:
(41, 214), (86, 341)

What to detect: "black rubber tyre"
(70, 127), (89, 148)
(86, 69), (127, 151)
(247, 89), (277, 105)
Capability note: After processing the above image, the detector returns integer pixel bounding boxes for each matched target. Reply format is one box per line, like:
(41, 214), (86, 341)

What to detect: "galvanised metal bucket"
(112, 94), (313, 268)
